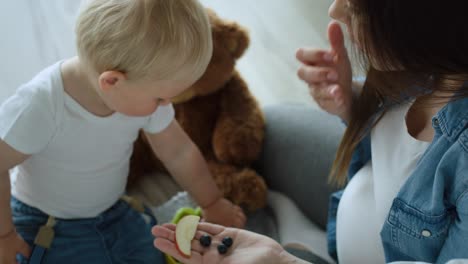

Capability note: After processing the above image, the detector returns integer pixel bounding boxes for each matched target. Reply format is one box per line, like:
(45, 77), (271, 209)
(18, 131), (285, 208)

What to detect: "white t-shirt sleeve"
(0, 84), (57, 154)
(142, 104), (175, 134)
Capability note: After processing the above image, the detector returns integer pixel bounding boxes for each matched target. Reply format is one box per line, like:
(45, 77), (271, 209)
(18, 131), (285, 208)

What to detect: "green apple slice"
(175, 215), (201, 258)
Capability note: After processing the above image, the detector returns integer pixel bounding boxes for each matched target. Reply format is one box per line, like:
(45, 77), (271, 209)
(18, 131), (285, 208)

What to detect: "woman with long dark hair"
(151, 0), (468, 263)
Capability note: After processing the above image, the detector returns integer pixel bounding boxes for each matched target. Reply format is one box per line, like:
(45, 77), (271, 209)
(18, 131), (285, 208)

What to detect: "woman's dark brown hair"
(330, 0), (468, 186)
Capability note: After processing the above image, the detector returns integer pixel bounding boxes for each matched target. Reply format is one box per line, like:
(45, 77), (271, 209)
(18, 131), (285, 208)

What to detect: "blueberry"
(217, 244), (228, 254)
(199, 235), (212, 247)
(222, 237), (233, 247)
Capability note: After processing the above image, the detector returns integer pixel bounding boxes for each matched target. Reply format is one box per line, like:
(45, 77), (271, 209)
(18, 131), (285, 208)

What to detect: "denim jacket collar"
(435, 97), (468, 141)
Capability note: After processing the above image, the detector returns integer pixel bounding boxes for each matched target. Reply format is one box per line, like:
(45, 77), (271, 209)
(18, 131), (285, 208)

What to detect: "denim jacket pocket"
(380, 199), (451, 262)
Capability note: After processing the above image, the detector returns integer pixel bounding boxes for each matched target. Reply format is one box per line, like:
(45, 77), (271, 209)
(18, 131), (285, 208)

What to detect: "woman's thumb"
(328, 21), (346, 57)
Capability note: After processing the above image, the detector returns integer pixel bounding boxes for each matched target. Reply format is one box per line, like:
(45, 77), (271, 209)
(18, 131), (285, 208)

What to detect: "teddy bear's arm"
(212, 72), (265, 166)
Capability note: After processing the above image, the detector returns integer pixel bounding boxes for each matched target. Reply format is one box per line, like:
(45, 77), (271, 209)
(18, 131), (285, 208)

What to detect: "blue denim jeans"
(11, 196), (165, 264)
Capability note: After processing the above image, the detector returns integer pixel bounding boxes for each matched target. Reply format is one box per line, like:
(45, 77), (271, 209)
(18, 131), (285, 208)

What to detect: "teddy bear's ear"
(222, 23), (249, 59)
(206, 9), (250, 59)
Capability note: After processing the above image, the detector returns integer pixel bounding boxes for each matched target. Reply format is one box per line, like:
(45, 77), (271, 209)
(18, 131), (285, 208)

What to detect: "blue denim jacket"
(327, 97), (468, 263)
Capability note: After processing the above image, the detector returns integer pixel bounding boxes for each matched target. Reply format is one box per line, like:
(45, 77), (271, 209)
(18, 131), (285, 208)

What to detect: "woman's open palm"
(152, 222), (285, 264)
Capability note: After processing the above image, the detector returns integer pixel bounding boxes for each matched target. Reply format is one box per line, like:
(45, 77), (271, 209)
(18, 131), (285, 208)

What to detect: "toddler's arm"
(0, 139), (31, 262)
(145, 120), (245, 228)
(145, 120), (221, 208)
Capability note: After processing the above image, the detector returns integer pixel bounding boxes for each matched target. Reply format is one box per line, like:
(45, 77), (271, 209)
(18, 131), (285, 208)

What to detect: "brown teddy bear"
(128, 9), (267, 211)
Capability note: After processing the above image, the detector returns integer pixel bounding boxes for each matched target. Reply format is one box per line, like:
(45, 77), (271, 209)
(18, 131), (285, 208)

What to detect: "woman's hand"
(297, 21), (353, 123)
(152, 222), (288, 264)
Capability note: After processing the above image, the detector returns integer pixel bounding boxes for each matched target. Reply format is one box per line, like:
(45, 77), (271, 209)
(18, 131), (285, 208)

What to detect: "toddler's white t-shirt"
(0, 61), (174, 218)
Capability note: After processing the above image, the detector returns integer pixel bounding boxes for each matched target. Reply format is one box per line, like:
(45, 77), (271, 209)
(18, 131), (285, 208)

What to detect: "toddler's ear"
(99, 71), (125, 91)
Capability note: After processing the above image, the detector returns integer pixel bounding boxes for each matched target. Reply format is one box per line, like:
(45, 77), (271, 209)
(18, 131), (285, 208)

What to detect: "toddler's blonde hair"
(76, 0), (213, 82)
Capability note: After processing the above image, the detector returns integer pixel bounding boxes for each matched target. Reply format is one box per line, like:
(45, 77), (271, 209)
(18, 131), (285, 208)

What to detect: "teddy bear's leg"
(212, 73), (265, 166)
(228, 168), (268, 211)
(208, 161), (268, 212)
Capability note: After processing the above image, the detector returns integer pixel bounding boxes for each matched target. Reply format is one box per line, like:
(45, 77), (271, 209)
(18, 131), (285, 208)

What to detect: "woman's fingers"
(152, 222), (229, 246)
(152, 224), (175, 238)
(154, 238), (203, 264)
(159, 223), (176, 230)
(309, 83), (346, 111)
(197, 223), (225, 234)
(152, 225), (172, 242)
(328, 21), (347, 62)
(309, 83), (343, 105)
(153, 222), (226, 239)
(298, 66), (338, 84)
(152, 225), (209, 254)
(296, 48), (335, 66)
(297, 22), (353, 120)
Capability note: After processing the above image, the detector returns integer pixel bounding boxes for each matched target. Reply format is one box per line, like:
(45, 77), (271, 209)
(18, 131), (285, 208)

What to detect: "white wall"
(0, 1), (331, 107)
(0, 1), (81, 102)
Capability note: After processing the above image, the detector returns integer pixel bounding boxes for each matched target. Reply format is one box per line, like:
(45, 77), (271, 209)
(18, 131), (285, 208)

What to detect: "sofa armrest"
(255, 104), (344, 229)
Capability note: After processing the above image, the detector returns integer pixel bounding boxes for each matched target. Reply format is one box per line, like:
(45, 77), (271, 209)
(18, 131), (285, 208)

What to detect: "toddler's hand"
(297, 21), (353, 122)
(201, 198), (246, 229)
(0, 229), (31, 263)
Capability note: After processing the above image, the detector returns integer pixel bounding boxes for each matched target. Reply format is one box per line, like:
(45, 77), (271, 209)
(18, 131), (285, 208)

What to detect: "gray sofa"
(254, 104), (344, 263)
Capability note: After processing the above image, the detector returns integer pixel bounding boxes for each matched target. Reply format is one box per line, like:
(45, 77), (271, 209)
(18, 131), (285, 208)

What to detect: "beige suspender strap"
(121, 195), (145, 214)
(34, 216), (56, 249)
